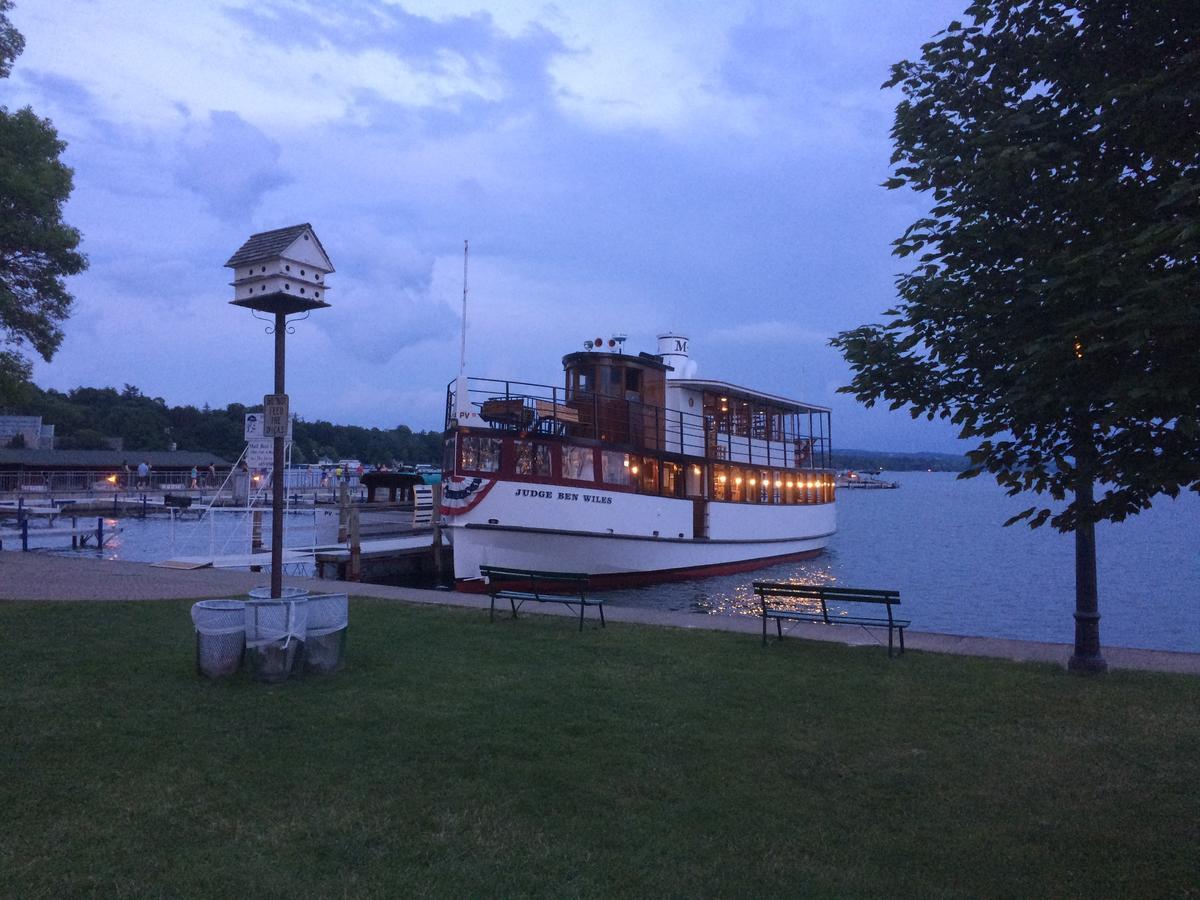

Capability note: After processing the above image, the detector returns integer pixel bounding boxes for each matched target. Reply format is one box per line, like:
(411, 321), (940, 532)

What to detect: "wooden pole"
(337, 481), (349, 543)
(431, 484), (444, 580)
(270, 310), (286, 599)
(251, 510), (263, 572)
(348, 508), (361, 582)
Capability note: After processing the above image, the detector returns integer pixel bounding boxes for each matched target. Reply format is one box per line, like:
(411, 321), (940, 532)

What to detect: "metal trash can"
(190, 600), (246, 678)
(244, 597), (309, 683)
(248, 586), (309, 600)
(304, 593), (349, 674)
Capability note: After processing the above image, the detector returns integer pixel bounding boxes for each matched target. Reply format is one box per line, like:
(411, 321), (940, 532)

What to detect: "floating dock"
(153, 549), (315, 573)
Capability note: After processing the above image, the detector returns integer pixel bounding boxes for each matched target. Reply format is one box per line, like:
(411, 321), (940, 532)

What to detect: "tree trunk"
(1068, 472), (1107, 674)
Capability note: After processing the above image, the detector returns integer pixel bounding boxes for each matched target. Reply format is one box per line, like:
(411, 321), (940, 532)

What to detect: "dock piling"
(348, 509), (361, 582)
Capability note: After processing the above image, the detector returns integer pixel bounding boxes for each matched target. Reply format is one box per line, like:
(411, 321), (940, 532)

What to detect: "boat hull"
(444, 477), (836, 589)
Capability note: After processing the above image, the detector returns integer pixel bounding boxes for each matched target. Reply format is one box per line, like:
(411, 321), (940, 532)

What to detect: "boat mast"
(460, 239), (469, 376)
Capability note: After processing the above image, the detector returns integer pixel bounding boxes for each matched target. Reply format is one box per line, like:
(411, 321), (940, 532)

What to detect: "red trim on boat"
(455, 547), (823, 593)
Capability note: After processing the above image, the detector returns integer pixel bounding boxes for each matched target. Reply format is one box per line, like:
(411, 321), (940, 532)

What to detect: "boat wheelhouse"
(441, 334), (836, 589)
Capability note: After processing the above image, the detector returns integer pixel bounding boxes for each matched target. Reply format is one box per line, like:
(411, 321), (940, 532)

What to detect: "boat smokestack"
(657, 332), (695, 378)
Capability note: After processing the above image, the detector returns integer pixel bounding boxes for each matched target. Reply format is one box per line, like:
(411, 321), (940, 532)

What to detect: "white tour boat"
(441, 333), (836, 589)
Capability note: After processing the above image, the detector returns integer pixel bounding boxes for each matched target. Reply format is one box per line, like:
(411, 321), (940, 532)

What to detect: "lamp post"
(224, 224), (333, 598)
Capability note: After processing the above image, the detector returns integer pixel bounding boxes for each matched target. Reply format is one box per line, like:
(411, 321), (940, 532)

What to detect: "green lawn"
(1, 599), (1197, 898)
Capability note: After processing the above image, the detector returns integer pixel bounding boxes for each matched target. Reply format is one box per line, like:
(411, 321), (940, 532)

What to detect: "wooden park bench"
(753, 582), (909, 657)
(479, 565), (604, 631)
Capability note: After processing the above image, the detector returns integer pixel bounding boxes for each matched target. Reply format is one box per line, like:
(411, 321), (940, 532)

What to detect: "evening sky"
(8, 0), (971, 451)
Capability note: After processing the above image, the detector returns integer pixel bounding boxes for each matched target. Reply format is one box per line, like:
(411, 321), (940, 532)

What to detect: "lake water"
(598, 472), (1200, 654)
(45, 472), (1199, 653)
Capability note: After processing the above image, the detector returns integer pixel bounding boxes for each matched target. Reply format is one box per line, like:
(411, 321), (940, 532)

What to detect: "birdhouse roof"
(223, 223), (334, 271)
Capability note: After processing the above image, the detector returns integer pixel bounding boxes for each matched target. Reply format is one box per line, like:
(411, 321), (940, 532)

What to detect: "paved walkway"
(2, 550), (1197, 675)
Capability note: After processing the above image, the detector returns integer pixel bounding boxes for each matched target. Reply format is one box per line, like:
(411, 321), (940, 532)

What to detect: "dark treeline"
(6, 384), (443, 466)
(833, 448), (969, 473)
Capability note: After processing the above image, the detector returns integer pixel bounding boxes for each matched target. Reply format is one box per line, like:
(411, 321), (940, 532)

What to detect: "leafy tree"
(832, 1), (1200, 673)
(0, 0), (21, 78)
(0, 1), (86, 403)
(57, 427), (109, 450)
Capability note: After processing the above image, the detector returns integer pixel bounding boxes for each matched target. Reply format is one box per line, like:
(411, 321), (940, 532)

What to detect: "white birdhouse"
(225, 223), (334, 315)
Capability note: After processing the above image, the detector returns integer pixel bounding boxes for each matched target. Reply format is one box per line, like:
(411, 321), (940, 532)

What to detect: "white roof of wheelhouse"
(669, 379), (831, 415)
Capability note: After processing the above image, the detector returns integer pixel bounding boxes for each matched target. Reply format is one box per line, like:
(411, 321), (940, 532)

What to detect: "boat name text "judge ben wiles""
(513, 488), (613, 504)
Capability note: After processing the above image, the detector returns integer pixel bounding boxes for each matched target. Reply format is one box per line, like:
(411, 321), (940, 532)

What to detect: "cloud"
(716, 320), (830, 347)
(17, 0), (979, 453)
(173, 111), (291, 220)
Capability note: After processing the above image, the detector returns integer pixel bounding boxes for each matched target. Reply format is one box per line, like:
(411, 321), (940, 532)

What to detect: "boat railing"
(447, 377), (832, 470)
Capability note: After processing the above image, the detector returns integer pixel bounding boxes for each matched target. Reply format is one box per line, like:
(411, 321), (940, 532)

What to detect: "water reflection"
(599, 554), (840, 616)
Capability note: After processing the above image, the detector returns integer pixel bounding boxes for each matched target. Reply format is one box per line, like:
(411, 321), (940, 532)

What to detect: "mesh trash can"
(248, 586), (309, 600)
(304, 593), (349, 674)
(244, 598), (309, 683)
(190, 600), (246, 678)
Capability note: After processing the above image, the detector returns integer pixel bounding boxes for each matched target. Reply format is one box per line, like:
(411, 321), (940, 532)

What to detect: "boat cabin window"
(562, 445), (595, 482)
(624, 368), (641, 399)
(602, 366), (623, 398)
(601, 450), (633, 486)
(460, 435), (502, 473)
(662, 461), (684, 498)
(634, 456), (659, 494)
(730, 469), (745, 502)
(571, 366), (596, 398)
(712, 465), (728, 501)
(461, 436), (503, 473)
(514, 440), (552, 477)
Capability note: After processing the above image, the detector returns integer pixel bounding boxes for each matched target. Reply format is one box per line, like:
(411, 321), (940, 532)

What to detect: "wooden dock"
(153, 549), (315, 573)
(313, 530), (449, 582)
(0, 517), (122, 551)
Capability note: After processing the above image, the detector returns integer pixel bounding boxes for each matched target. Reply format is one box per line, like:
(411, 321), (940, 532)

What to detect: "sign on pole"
(244, 413), (262, 441)
(246, 439), (275, 470)
(263, 394), (291, 438)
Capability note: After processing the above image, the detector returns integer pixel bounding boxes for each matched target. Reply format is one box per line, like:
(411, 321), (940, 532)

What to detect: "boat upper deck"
(447, 371), (832, 473)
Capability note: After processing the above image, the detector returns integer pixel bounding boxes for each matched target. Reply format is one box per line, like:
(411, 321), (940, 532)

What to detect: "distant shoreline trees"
(6, 382), (444, 465)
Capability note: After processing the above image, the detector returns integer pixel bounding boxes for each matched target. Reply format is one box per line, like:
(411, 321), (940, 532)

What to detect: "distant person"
(137, 460), (150, 489)
(190, 466), (199, 489)
(207, 463), (217, 487)
(122, 461), (132, 489)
